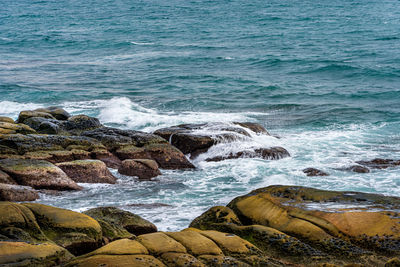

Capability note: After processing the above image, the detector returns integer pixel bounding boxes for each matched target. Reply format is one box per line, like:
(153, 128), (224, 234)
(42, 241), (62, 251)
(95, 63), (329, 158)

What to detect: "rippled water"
(1, 0), (400, 230)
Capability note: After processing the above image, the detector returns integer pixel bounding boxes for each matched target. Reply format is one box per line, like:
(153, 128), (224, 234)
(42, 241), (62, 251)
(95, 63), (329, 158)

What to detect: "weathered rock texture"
(190, 185), (400, 267)
(118, 159), (161, 179)
(56, 160), (117, 184)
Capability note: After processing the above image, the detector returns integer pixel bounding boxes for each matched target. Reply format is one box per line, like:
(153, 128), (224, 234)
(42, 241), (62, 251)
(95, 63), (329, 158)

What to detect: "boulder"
(346, 165), (370, 173)
(17, 110), (56, 123)
(63, 115), (103, 134)
(34, 106), (71, 120)
(118, 159), (161, 179)
(143, 143), (195, 169)
(233, 122), (269, 134)
(0, 184), (39, 201)
(84, 207), (157, 240)
(205, 147), (290, 162)
(90, 149), (122, 169)
(56, 160), (117, 184)
(23, 117), (62, 134)
(190, 185), (400, 266)
(303, 168), (329, 176)
(0, 116), (14, 124)
(22, 203), (102, 256)
(356, 158), (400, 169)
(0, 241), (74, 266)
(0, 159), (81, 191)
(0, 169), (16, 184)
(114, 145), (150, 160)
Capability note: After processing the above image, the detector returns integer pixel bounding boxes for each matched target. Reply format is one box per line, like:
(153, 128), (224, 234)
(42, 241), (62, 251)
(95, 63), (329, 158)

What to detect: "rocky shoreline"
(0, 107), (399, 266)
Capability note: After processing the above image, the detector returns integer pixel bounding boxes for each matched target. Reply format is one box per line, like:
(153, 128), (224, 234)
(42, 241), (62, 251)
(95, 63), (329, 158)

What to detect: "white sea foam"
(0, 101), (43, 119)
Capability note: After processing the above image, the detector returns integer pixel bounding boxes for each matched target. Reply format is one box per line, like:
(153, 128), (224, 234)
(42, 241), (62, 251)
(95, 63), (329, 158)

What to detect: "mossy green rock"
(22, 203), (102, 255)
(0, 116), (14, 124)
(17, 110), (56, 123)
(84, 207), (157, 242)
(0, 122), (36, 134)
(0, 241), (74, 266)
(0, 159), (81, 190)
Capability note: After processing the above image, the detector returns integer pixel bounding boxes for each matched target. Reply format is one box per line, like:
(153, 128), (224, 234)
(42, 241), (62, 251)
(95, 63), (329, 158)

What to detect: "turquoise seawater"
(1, 0), (400, 230)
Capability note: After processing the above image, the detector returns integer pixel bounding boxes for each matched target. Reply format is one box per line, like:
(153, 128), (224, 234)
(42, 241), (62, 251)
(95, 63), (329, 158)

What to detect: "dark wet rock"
(0, 169), (16, 184)
(23, 117), (62, 134)
(346, 165), (370, 173)
(84, 207), (157, 240)
(56, 160), (117, 184)
(82, 127), (166, 151)
(0, 159), (81, 191)
(0, 116), (14, 124)
(356, 158), (400, 169)
(63, 115), (103, 134)
(143, 143), (195, 169)
(17, 110), (56, 123)
(34, 106), (71, 120)
(206, 147), (290, 162)
(190, 185), (400, 266)
(233, 122), (269, 134)
(118, 159), (161, 179)
(0, 184), (39, 201)
(90, 149), (122, 169)
(303, 167), (329, 176)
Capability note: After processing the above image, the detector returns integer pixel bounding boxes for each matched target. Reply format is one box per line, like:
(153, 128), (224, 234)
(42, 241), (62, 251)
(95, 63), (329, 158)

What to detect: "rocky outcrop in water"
(190, 185), (400, 266)
(154, 122), (290, 161)
(0, 107), (196, 200)
(118, 159), (161, 179)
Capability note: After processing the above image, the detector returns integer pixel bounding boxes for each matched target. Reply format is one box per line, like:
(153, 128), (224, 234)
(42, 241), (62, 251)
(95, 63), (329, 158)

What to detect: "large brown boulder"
(0, 241), (74, 266)
(190, 185), (400, 266)
(143, 143), (195, 169)
(34, 106), (71, 120)
(0, 159), (81, 190)
(56, 160), (117, 184)
(0, 184), (39, 201)
(118, 159), (161, 179)
(17, 110), (55, 123)
(0, 169), (16, 184)
(84, 207), (157, 242)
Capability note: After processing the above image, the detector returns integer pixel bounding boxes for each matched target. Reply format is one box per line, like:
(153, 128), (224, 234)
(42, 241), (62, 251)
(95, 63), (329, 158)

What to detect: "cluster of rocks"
(1, 185), (399, 266)
(0, 107), (292, 202)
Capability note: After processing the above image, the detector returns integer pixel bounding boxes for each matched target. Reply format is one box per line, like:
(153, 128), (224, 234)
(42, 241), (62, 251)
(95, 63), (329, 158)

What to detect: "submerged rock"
(206, 147), (290, 162)
(302, 167), (329, 176)
(118, 159), (161, 179)
(0, 159), (81, 191)
(190, 185), (400, 266)
(56, 160), (117, 184)
(356, 158), (400, 169)
(84, 207), (157, 242)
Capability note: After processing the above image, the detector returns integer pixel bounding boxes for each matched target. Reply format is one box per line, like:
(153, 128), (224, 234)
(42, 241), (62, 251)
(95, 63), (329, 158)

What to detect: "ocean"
(1, 0), (400, 231)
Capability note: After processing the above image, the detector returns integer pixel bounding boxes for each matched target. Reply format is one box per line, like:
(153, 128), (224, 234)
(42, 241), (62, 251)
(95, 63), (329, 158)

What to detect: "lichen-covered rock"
(84, 207), (157, 241)
(66, 254), (166, 267)
(143, 143), (195, 169)
(118, 159), (161, 179)
(115, 145), (150, 160)
(17, 110), (56, 123)
(190, 186), (400, 266)
(22, 203), (102, 256)
(137, 232), (188, 255)
(0, 241), (74, 266)
(34, 106), (71, 120)
(0, 122), (36, 134)
(82, 127), (167, 151)
(56, 160), (117, 184)
(303, 167), (329, 176)
(0, 169), (16, 184)
(63, 115), (103, 134)
(0, 159), (81, 190)
(0, 184), (39, 201)
(0, 116), (14, 124)
(90, 149), (122, 169)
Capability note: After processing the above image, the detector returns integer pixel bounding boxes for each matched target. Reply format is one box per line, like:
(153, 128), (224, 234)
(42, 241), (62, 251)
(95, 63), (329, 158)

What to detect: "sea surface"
(1, 0), (400, 231)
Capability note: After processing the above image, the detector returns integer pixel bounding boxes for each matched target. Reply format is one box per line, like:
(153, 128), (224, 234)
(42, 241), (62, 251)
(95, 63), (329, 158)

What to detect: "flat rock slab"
(0, 159), (81, 191)
(56, 160), (117, 184)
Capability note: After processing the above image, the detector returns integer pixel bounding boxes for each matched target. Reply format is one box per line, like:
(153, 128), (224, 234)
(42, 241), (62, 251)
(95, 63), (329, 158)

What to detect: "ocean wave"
(0, 101), (43, 119)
